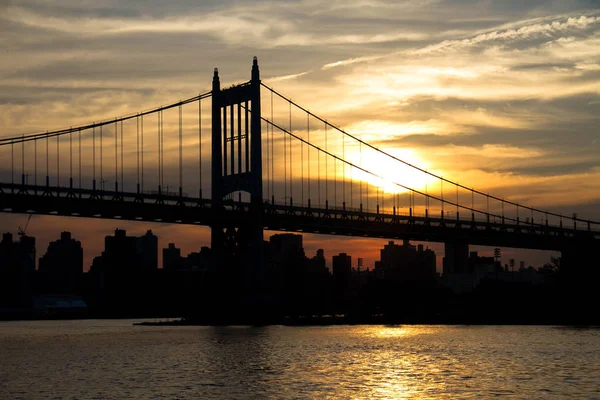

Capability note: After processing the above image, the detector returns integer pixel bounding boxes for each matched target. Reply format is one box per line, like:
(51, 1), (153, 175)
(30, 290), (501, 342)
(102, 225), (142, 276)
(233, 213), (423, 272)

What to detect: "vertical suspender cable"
(136, 115), (139, 191)
(325, 122), (328, 206)
(350, 140), (353, 210)
(136, 115), (140, 192)
(307, 113), (310, 204)
(359, 142), (362, 209)
(366, 152), (369, 212)
(34, 138), (37, 188)
(179, 104), (183, 195)
(56, 134), (60, 188)
(265, 102), (269, 199)
(161, 110), (165, 190)
(301, 108), (304, 205)
(237, 103), (241, 177)
(121, 120), (124, 191)
(244, 101), (249, 174)
(342, 132), (345, 208)
(78, 129), (81, 192)
(230, 105), (234, 176)
(157, 112), (161, 191)
(160, 110), (163, 192)
(69, 129), (72, 188)
(100, 125), (103, 190)
(21, 135), (25, 184)
(46, 132), (49, 187)
(284, 112), (287, 203)
(141, 115), (144, 193)
(223, 107), (227, 176)
(456, 184), (459, 216)
(318, 132), (321, 208)
(198, 99), (202, 198)
(332, 128), (337, 208)
(11, 142), (14, 187)
(270, 92), (274, 201)
(440, 177), (443, 217)
(115, 120), (118, 191)
(289, 101), (292, 204)
(92, 127), (95, 189)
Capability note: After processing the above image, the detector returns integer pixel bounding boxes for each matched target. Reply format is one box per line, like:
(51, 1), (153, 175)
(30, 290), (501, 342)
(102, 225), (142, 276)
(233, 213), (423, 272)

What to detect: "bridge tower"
(211, 57), (264, 300)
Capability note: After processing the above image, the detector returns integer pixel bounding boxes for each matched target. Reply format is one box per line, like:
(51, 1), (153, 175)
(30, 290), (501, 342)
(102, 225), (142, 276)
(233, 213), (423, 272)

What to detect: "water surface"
(1, 320), (599, 399)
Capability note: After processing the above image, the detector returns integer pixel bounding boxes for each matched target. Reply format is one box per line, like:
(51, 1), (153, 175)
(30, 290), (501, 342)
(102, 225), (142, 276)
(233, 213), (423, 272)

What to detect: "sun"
(346, 147), (437, 194)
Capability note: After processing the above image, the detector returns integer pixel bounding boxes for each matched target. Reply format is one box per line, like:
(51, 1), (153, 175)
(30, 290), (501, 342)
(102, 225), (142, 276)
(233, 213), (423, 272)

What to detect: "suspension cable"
(0, 92), (212, 145)
(260, 83), (591, 224)
(260, 113), (540, 226)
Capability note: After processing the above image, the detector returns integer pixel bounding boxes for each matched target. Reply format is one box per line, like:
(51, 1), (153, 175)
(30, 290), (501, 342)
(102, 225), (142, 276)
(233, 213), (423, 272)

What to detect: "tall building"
(443, 242), (469, 275)
(468, 251), (497, 274)
(138, 230), (158, 271)
(310, 249), (327, 271)
(163, 243), (181, 270)
(375, 240), (436, 282)
(38, 232), (83, 294)
(0, 232), (36, 273)
(0, 232), (36, 306)
(332, 253), (352, 288)
(182, 246), (213, 271)
(91, 229), (158, 273)
(270, 234), (304, 259)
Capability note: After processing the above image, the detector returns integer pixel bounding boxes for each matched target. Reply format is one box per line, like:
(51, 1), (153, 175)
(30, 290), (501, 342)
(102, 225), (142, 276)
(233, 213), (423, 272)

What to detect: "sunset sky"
(1, 0), (599, 270)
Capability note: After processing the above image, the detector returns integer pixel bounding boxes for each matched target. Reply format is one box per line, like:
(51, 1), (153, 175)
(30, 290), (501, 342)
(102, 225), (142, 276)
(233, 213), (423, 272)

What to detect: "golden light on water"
(373, 325), (441, 339)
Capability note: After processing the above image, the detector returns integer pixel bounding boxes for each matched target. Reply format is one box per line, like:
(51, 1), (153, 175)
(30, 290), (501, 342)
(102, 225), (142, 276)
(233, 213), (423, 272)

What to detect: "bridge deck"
(1, 184), (597, 251)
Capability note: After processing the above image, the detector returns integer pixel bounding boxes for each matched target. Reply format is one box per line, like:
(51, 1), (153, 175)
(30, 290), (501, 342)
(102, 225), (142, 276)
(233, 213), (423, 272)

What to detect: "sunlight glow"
(348, 147), (437, 194)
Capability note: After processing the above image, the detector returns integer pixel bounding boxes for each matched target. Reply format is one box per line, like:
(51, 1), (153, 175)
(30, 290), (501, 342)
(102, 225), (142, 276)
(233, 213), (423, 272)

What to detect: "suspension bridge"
(0, 57), (598, 275)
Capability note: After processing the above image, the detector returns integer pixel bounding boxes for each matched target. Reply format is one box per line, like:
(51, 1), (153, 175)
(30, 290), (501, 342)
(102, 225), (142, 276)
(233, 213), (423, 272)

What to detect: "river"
(1, 320), (598, 399)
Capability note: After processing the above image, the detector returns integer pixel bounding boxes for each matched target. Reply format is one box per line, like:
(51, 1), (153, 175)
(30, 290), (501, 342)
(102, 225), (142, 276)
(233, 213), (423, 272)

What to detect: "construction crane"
(18, 215), (32, 237)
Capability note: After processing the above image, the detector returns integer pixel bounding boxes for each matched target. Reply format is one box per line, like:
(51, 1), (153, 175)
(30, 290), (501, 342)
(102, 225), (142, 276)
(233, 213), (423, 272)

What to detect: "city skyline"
(1, 1), (598, 275)
(3, 224), (556, 272)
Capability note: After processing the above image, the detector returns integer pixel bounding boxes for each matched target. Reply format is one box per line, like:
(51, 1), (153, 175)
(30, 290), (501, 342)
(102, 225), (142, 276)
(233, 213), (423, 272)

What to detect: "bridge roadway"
(1, 183), (598, 251)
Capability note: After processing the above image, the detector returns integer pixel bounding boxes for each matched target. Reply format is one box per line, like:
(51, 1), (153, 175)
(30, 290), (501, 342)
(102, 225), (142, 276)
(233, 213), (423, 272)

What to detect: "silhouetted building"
(138, 230), (158, 271)
(333, 253), (352, 288)
(0, 232), (36, 307)
(443, 241), (469, 274)
(310, 249), (327, 272)
(468, 251), (497, 274)
(91, 229), (158, 273)
(163, 243), (181, 270)
(38, 232), (83, 294)
(374, 240), (436, 282)
(270, 234), (304, 259)
(182, 246), (213, 272)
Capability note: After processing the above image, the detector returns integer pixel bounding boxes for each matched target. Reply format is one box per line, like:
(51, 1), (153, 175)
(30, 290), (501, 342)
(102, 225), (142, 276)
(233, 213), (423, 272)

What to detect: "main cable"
(261, 83), (592, 224)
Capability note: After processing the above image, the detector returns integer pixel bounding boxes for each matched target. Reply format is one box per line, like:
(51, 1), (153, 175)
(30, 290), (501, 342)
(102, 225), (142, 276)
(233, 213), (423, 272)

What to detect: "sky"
(1, 0), (599, 270)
